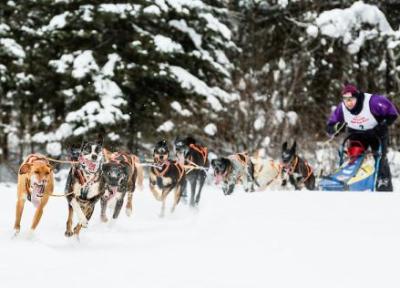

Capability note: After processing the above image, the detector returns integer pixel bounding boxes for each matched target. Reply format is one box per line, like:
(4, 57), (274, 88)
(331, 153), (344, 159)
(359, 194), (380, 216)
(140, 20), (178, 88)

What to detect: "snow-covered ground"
(1, 176), (400, 288)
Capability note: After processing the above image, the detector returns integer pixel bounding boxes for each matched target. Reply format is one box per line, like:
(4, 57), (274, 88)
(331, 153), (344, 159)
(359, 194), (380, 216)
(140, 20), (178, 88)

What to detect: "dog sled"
(319, 134), (382, 191)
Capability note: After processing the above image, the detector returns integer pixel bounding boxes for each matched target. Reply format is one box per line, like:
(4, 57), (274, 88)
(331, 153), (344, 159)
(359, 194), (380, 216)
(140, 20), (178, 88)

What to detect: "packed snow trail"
(1, 178), (400, 288)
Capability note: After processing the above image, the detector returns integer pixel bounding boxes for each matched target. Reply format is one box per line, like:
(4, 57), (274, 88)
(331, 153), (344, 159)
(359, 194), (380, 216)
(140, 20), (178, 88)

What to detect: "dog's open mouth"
(79, 156), (99, 173)
(214, 172), (225, 185)
(31, 183), (45, 197)
(105, 186), (119, 200)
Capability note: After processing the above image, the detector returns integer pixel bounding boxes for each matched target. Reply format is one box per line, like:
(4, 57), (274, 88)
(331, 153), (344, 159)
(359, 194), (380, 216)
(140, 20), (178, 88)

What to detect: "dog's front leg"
(65, 204), (74, 237)
(227, 184), (235, 195)
(289, 175), (299, 190)
(281, 170), (288, 187)
(195, 172), (206, 205)
(223, 182), (235, 195)
(190, 177), (197, 207)
(149, 174), (162, 201)
(73, 203), (96, 238)
(126, 192), (133, 217)
(70, 198), (88, 227)
(243, 174), (252, 193)
(112, 198), (124, 220)
(126, 177), (135, 216)
(14, 198), (26, 236)
(160, 186), (174, 217)
(30, 196), (49, 231)
(100, 197), (108, 223)
(73, 224), (82, 239)
(171, 182), (184, 213)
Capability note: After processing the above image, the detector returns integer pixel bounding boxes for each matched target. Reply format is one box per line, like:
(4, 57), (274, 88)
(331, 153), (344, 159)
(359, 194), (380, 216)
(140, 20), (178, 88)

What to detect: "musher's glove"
(327, 122), (346, 136)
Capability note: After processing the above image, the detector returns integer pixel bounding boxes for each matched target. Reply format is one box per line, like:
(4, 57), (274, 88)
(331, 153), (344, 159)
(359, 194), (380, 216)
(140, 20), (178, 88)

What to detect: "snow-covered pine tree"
(20, 0), (237, 156)
(0, 1), (58, 161)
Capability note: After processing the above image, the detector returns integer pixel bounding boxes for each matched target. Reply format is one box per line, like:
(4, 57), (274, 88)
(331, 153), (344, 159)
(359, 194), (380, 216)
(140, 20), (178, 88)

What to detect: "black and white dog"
(64, 136), (105, 238)
(281, 141), (315, 190)
(174, 136), (209, 207)
(211, 153), (257, 195)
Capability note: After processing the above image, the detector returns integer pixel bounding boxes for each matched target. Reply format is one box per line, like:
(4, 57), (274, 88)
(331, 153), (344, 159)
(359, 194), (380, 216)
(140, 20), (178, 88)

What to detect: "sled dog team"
(14, 136), (313, 237)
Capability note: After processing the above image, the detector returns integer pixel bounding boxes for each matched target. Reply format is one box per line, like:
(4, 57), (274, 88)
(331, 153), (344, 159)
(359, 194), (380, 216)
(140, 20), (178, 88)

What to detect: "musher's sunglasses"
(342, 96), (356, 101)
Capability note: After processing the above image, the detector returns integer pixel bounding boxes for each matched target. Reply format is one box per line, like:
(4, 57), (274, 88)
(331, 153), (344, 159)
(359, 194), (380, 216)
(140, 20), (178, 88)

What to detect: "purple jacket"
(328, 94), (398, 126)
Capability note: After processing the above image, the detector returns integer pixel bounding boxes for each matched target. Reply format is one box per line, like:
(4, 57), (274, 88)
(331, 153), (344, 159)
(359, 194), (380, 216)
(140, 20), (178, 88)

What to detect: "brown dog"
(150, 140), (186, 217)
(14, 154), (54, 236)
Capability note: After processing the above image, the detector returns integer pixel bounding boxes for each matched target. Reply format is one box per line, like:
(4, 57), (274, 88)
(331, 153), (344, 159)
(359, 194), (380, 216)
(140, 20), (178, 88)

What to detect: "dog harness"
(73, 167), (102, 200)
(109, 151), (138, 166)
(227, 153), (250, 183)
(188, 144), (208, 166)
(153, 160), (185, 183)
(283, 156), (313, 184)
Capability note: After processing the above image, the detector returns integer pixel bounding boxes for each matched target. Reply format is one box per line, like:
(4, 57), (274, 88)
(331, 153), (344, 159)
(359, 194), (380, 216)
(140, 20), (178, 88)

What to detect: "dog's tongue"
(88, 161), (97, 172)
(30, 184), (44, 208)
(110, 186), (118, 195)
(32, 184), (44, 196)
(214, 174), (224, 185)
(106, 186), (118, 200)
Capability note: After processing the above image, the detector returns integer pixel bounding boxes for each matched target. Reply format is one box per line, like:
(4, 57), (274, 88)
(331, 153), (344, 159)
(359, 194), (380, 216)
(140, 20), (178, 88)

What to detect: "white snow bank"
(0, 180), (400, 288)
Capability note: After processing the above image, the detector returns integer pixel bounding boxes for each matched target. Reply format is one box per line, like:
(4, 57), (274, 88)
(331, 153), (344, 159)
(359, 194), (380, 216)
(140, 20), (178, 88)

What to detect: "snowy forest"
(1, 0), (400, 164)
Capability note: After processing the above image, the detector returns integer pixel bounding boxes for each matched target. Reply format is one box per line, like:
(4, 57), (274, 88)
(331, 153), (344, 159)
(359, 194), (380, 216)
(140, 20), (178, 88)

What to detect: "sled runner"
(319, 134), (382, 191)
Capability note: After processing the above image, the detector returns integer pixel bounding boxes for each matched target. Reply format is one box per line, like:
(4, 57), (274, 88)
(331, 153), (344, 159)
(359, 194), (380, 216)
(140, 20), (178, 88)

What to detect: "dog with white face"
(64, 136), (105, 238)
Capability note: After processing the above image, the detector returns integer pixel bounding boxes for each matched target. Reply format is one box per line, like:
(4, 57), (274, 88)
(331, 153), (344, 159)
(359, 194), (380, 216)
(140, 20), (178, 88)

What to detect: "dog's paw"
(101, 215), (108, 223)
(125, 208), (132, 217)
(13, 229), (20, 238)
(64, 230), (73, 237)
(79, 219), (88, 228)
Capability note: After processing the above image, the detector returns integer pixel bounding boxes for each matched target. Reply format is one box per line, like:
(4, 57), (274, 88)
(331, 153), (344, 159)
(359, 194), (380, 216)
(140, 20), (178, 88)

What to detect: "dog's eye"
(95, 146), (101, 153)
(45, 172), (50, 175)
(34, 171), (39, 174)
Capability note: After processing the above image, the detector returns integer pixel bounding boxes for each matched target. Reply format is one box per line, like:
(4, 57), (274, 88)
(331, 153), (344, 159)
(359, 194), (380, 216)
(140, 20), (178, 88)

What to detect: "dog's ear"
(282, 142), (288, 151)
(19, 163), (32, 175)
(46, 164), (54, 172)
(291, 141), (297, 153)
